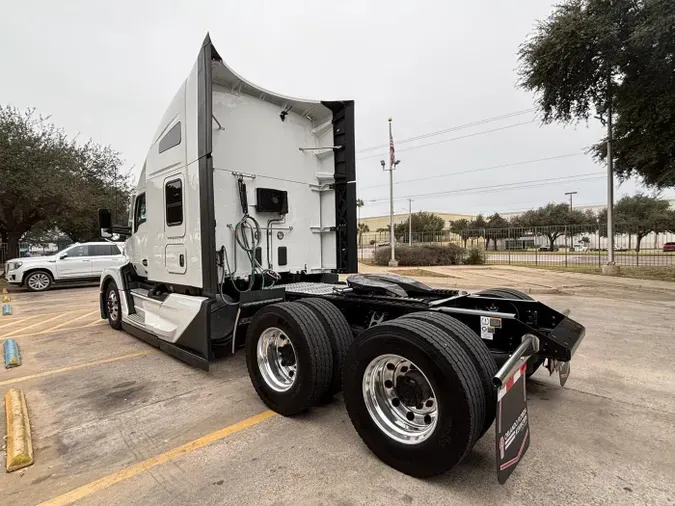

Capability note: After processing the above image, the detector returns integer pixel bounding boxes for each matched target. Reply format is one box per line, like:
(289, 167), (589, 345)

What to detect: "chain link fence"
(358, 224), (675, 268)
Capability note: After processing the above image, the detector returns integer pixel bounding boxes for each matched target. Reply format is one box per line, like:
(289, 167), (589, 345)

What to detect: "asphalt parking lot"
(1, 267), (675, 506)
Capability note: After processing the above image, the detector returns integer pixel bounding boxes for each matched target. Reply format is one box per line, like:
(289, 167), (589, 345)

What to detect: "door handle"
(142, 259), (148, 266)
(82, 259), (90, 262)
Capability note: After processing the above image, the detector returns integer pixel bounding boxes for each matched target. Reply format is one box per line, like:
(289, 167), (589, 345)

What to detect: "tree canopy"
(511, 203), (597, 249)
(0, 105), (131, 258)
(518, 0), (675, 188)
(395, 212), (445, 238)
(597, 194), (675, 251)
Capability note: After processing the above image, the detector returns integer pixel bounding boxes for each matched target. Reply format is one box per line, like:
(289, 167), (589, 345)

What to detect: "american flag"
(389, 120), (395, 168)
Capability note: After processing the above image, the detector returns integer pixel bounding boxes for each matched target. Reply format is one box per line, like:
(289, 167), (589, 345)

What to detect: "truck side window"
(134, 193), (147, 232)
(158, 122), (181, 153)
(165, 179), (183, 226)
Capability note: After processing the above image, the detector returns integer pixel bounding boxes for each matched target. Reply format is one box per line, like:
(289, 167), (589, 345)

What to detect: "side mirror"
(99, 208), (113, 238)
(59, 254), (68, 260)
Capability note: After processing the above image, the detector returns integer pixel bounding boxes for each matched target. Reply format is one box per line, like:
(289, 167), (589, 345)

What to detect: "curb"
(4, 388), (34, 472)
(4, 339), (22, 368)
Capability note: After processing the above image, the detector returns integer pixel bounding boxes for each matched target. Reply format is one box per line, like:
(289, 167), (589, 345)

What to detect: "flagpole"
(388, 118), (398, 267)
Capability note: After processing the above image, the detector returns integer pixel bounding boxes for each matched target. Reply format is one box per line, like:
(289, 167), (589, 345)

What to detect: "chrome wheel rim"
(362, 353), (438, 444)
(256, 327), (297, 392)
(107, 289), (119, 321)
(28, 273), (50, 290)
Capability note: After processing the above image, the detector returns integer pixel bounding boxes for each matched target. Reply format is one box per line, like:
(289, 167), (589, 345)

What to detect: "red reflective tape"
(520, 363), (527, 375)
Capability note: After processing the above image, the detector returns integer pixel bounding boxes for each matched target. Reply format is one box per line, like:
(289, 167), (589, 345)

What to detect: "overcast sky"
(2, 0), (673, 218)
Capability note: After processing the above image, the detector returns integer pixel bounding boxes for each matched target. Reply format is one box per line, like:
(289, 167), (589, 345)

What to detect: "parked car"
(4, 242), (126, 292)
(571, 243), (589, 252)
(538, 246), (559, 252)
(664, 242), (675, 252)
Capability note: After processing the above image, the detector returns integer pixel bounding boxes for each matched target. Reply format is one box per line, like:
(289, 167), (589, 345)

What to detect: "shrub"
(463, 247), (485, 265)
(369, 240), (376, 245)
(373, 244), (465, 266)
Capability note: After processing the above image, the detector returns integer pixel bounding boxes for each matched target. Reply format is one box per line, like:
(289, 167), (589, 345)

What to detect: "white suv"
(4, 242), (126, 292)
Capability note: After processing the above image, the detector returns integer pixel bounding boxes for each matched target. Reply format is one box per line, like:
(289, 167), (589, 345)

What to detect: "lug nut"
(391, 398), (400, 407)
(384, 380), (393, 388)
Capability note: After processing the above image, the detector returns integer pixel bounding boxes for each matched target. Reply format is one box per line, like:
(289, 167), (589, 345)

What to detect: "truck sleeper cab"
(98, 34), (585, 483)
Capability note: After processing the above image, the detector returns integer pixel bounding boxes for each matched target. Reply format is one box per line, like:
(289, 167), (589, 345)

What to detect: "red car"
(664, 242), (675, 252)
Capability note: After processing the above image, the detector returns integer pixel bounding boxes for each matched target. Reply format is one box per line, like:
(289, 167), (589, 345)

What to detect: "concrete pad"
(1, 277), (674, 505)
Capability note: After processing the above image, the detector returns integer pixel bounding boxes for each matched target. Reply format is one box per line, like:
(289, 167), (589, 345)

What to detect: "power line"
(357, 152), (585, 190)
(356, 108), (536, 154)
(364, 173), (605, 204)
(356, 120), (534, 161)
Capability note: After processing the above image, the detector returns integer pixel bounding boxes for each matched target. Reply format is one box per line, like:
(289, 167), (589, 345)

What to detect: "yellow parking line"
(1, 310), (79, 338)
(6, 321), (108, 340)
(48, 310), (100, 332)
(84, 317), (104, 327)
(0, 350), (158, 387)
(39, 410), (276, 506)
(0, 314), (41, 330)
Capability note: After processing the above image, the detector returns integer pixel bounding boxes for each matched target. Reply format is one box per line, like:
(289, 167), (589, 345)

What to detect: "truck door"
(164, 175), (186, 274)
(128, 192), (149, 277)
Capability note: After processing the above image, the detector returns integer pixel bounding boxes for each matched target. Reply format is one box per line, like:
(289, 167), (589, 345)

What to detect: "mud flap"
(495, 362), (530, 484)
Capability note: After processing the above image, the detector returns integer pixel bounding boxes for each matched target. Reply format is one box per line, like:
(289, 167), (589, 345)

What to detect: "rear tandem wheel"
(342, 318), (486, 478)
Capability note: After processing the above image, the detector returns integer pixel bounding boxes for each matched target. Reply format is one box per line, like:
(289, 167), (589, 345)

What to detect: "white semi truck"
(97, 34), (585, 482)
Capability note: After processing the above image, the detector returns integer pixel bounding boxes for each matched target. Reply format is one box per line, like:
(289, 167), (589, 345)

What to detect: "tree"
(468, 214), (488, 249)
(357, 222), (370, 248)
(395, 212), (445, 241)
(598, 194), (675, 252)
(0, 106), (81, 258)
(0, 106), (131, 258)
(485, 213), (510, 250)
(518, 0), (675, 188)
(449, 218), (471, 247)
(356, 198), (364, 224)
(512, 203), (597, 250)
(52, 143), (132, 242)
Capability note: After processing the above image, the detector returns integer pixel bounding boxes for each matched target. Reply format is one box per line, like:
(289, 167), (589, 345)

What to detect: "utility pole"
(565, 191), (577, 211)
(408, 199), (412, 247)
(603, 74), (619, 274)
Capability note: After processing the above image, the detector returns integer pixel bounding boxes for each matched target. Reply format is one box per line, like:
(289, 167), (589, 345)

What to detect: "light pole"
(382, 156), (400, 267)
(565, 191), (577, 211)
(408, 199), (413, 246)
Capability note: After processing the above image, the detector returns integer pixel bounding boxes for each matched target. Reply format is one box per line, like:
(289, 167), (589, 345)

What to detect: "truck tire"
(399, 311), (497, 439)
(25, 270), (53, 292)
(246, 302), (333, 416)
(476, 288), (533, 300)
(105, 280), (123, 330)
(342, 318), (485, 478)
(297, 298), (354, 400)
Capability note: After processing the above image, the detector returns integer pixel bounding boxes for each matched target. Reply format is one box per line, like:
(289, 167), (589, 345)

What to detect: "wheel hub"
(362, 353), (438, 445)
(396, 371), (432, 407)
(256, 327), (297, 392)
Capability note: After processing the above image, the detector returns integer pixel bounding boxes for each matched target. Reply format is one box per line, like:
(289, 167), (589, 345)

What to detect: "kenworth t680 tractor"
(97, 34), (585, 483)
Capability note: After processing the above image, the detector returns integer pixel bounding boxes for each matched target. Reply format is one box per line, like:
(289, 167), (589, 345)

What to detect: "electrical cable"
(356, 120), (534, 161)
(357, 152), (585, 190)
(219, 177), (281, 295)
(364, 173), (605, 204)
(356, 108), (537, 153)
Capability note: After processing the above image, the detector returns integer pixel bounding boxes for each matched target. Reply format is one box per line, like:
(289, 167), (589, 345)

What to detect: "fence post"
(508, 227), (511, 265)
